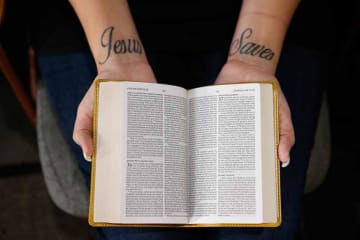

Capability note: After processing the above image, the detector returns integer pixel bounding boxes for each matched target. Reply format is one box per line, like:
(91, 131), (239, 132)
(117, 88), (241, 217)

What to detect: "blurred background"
(1, 0), (359, 239)
(0, 0), (96, 239)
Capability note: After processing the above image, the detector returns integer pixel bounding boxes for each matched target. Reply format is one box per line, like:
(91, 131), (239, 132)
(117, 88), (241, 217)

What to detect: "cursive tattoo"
(99, 26), (143, 65)
(229, 28), (275, 61)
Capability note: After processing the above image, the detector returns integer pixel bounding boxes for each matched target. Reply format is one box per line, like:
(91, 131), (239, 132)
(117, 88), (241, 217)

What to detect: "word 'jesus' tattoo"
(229, 28), (275, 61)
(99, 26), (143, 65)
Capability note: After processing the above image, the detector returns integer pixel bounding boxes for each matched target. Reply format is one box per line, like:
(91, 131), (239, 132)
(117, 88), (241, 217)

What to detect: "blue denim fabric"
(37, 44), (324, 240)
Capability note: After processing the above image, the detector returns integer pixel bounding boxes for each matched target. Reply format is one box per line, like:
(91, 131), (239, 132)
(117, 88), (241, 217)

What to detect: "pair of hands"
(73, 60), (294, 167)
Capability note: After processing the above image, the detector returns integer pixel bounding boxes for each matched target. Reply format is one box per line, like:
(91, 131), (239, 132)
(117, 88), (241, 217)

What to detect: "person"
(31, 0), (327, 239)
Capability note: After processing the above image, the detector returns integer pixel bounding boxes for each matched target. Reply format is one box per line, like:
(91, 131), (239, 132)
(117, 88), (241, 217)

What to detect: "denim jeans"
(37, 44), (324, 240)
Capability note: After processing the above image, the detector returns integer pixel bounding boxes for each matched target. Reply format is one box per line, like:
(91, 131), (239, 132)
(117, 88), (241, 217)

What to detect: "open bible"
(89, 79), (281, 227)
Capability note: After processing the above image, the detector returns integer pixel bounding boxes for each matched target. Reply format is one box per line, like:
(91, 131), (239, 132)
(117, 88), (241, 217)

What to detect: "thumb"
(278, 96), (295, 168)
(73, 112), (93, 162)
(279, 131), (294, 168)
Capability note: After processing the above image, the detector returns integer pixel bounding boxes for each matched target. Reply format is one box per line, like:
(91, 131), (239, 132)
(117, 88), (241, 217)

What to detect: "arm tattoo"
(99, 26), (143, 65)
(229, 28), (275, 61)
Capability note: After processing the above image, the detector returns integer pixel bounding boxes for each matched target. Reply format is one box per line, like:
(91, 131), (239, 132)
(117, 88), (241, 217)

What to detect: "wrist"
(96, 58), (151, 74)
(227, 55), (277, 75)
(96, 55), (149, 73)
(227, 26), (282, 75)
(93, 26), (148, 71)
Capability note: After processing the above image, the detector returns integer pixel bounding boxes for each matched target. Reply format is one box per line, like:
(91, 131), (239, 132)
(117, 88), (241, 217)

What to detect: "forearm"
(229, 0), (300, 74)
(69, 0), (147, 71)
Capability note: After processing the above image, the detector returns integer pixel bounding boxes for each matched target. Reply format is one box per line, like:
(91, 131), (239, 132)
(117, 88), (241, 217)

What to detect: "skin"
(70, 0), (299, 166)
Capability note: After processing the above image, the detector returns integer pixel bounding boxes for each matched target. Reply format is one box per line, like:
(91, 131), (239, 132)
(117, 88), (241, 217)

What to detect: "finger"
(73, 110), (93, 162)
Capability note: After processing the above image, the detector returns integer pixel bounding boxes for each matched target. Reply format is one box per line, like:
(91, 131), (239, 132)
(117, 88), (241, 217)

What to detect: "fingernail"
(83, 152), (92, 162)
(281, 158), (291, 168)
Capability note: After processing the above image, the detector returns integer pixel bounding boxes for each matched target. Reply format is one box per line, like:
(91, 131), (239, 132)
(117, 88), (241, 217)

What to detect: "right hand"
(72, 61), (157, 161)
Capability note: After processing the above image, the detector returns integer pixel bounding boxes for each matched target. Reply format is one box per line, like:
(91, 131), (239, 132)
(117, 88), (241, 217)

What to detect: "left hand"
(73, 61), (157, 161)
(215, 59), (295, 167)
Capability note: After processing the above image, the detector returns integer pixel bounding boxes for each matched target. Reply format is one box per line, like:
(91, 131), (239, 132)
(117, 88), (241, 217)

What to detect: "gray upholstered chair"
(304, 93), (331, 193)
(36, 83), (331, 217)
(37, 82), (89, 217)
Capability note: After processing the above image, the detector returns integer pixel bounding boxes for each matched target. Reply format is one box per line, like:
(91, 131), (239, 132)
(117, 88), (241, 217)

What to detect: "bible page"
(94, 81), (190, 224)
(187, 83), (264, 224)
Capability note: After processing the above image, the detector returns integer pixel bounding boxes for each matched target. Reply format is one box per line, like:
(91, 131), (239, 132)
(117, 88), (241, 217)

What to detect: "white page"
(188, 83), (263, 224)
(94, 81), (191, 224)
